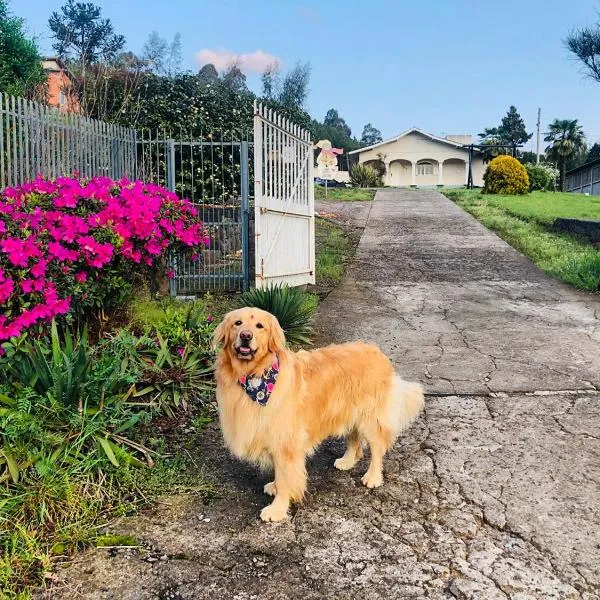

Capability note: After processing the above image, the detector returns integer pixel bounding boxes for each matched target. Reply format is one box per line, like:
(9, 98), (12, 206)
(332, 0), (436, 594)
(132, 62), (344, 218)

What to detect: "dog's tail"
(388, 374), (425, 439)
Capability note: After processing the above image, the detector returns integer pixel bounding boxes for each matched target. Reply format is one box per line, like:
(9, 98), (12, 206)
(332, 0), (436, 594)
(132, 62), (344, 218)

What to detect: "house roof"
(348, 127), (472, 155)
(42, 57), (69, 72)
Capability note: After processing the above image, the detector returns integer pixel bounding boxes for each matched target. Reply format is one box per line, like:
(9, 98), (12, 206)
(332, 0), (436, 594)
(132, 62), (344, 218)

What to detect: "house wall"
(356, 131), (485, 187)
(43, 60), (79, 113)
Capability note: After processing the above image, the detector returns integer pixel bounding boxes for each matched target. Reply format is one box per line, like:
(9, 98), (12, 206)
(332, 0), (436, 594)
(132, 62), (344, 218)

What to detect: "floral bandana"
(238, 358), (280, 406)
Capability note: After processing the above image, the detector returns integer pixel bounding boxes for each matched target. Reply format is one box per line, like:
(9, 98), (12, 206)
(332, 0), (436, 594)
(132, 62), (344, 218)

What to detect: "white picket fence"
(253, 101), (315, 288)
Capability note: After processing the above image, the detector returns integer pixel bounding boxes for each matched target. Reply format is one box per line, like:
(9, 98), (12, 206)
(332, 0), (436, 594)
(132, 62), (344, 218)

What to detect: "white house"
(349, 127), (485, 187)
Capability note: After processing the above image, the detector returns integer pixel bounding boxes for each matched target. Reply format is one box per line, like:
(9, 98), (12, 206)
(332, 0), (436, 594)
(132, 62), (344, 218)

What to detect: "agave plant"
(238, 284), (316, 346)
(0, 323), (155, 484)
(132, 334), (214, 416)
(350, 163), (379, 188)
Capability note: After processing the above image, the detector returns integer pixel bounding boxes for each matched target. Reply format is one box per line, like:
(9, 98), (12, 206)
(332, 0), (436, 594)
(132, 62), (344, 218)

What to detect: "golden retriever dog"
(213, 307), (424, 522)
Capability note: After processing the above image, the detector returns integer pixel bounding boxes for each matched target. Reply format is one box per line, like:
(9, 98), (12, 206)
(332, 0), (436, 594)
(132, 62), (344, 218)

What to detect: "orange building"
(41, 57), (80, 113)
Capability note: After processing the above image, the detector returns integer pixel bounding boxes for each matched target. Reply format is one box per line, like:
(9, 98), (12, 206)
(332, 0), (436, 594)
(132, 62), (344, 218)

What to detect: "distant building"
(565, 158), (600, 195)
(41, 57), (79, 113)
(349, 128), (485, 188)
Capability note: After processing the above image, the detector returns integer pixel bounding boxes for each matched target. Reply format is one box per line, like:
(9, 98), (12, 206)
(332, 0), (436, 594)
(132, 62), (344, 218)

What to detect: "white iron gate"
(253, 102), (315, 288)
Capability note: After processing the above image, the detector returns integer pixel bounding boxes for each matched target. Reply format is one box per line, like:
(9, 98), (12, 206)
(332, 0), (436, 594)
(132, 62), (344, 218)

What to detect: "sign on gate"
(253, 102), (315, 288)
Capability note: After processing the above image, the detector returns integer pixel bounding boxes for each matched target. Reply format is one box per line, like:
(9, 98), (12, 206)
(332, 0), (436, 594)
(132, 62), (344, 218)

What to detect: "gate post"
(166, 138), (176, 192)
(241, 140), (250, 291)
(166, 138), (177, 296)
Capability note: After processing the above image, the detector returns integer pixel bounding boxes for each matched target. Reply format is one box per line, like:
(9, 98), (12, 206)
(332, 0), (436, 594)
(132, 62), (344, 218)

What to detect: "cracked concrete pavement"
(52, 190), (600, 599)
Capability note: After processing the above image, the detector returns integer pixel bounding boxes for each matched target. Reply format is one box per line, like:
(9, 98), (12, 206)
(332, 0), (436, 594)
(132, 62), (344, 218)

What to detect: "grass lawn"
(314, 216), (357, 290)
(456, 189), (600, 225)
(443, 189), (600, 291)
(314, 186), (375, 202)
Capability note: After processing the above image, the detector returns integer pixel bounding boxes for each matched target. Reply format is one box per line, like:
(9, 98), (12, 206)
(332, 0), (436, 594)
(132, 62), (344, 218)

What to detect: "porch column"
(438, 161), (444, 186)
(384, 162), (391, 185)
(465, 159), (469, 186)
(411, 161), (416, 186)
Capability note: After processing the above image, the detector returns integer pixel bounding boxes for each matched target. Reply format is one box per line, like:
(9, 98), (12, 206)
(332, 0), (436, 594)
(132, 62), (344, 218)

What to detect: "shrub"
(350, 163), (379, 188)
(239, 284), (316, 345)
(483, 155), (530, 195)
(525, 162), (558, 191)
(0, 176), (208, 345)
(0, 322), (154, 486)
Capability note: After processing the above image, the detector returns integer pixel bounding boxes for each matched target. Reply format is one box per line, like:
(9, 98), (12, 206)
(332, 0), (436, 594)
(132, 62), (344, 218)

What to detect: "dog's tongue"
(238, 347), (252, 355)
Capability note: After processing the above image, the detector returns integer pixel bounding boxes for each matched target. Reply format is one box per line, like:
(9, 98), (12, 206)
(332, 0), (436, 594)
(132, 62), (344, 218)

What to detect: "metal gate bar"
(136, 130), (252, 294)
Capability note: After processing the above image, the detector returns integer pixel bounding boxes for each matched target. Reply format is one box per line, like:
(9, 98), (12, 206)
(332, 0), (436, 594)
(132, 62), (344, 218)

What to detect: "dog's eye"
(234, 320), (242, 326)
(256, 322), (264, 329)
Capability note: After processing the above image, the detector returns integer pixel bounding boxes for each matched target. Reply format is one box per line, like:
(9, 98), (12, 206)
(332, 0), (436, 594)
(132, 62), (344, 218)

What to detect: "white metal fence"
(0, 92), (136, 188)
(253, 101), (315, 288)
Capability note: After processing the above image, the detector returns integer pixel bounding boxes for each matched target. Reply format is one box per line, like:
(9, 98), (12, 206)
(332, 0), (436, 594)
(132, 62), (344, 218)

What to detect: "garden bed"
(0, 176), (360, 598)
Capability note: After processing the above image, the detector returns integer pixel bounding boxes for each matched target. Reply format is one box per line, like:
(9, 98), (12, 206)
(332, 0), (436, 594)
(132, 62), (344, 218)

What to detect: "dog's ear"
(267, 313), (286, 353)
(212, 313), (230, 351)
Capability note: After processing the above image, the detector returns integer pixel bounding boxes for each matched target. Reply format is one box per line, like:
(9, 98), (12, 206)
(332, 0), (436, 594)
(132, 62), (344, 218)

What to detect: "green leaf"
(96, 436), (120, 467)
(3, 447), (20, 483)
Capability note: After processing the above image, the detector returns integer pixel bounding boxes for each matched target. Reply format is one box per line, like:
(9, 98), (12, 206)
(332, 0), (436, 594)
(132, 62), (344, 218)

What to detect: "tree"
(48, 0), (126, 65)
(261, 63), (280, 100)
(142, 31), (182, 76)
(586, 142), (600, 163)
(544, 119), (587, 191)
(198, 63), (219, 85)
(565, 17), (600, 83)
(324, 108), (351, 137)
(260, 62), (310, 110)
(0, 0), (45, 97)
(361, 123), (383, 145)
(222, 62), (248, 93)
(498, 106), (532, 148)
(279, 62), (310, 110)
(478, 127), (506, 162)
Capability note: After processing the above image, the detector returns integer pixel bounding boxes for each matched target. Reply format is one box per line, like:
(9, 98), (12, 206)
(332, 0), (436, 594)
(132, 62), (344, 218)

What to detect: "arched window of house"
(416, 161), (434, 176)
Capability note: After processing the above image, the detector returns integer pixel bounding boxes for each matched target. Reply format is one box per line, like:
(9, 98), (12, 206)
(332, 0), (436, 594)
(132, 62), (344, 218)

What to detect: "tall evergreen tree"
(361, 123), (383, 145)
(48, 0), (126, 64)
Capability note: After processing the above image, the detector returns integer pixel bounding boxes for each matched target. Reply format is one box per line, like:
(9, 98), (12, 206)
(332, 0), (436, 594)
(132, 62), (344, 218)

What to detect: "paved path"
(315, 189), (600, 395)
(55, 190), (600, 599)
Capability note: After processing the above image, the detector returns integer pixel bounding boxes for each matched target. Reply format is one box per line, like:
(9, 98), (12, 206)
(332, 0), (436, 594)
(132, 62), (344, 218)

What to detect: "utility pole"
(536, 107), (541, 164)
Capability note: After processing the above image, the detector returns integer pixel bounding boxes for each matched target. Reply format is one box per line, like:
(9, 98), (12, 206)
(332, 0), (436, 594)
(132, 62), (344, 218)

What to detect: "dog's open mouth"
(235, 345), (256, 360)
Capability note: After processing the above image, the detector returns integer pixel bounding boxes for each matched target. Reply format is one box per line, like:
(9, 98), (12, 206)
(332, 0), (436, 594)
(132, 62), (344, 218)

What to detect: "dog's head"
(213, 307), (286, 368)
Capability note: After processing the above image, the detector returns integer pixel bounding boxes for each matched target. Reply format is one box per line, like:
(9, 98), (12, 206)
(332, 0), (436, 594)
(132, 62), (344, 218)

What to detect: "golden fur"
(213, 307), (425, 522)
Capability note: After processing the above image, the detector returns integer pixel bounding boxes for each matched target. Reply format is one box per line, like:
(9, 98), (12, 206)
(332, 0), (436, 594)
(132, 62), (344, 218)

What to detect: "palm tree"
(544, 119), (586, 191)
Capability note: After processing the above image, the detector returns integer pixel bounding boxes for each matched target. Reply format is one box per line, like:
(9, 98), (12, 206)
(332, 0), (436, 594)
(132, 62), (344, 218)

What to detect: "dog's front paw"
(361, 472), (383, 489)
(260, 503), (288, 522)
(263, 481), (277, 496)
(334, 457), (356, 471)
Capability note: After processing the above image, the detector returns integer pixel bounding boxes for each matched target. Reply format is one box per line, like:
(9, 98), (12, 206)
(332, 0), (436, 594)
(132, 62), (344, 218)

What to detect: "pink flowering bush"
(0, 176), (207, 343)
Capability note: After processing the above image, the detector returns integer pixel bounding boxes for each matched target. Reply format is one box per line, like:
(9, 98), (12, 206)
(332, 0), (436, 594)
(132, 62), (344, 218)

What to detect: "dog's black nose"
(239, 330), (253, 342)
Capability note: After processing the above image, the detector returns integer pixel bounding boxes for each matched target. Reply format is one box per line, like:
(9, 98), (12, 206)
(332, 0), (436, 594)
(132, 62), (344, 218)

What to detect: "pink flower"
(166, 269), (175, 280)
(176, 347), (185, 357)
(0, 278), (14, 303)
(266, 382), (274, 392)
(74, 271), (87, 283)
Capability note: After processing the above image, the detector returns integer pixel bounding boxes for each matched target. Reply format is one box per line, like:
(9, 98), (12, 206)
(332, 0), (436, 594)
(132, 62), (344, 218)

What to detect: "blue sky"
(16, 0), (600, 149)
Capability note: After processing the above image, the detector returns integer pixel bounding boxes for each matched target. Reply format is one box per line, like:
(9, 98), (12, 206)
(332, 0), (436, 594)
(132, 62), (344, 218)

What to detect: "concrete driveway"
(55, 190), (600, 600)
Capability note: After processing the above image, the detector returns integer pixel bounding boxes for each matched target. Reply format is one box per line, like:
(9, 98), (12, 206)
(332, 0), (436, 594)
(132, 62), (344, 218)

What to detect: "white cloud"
(194, 49), (282, 73)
